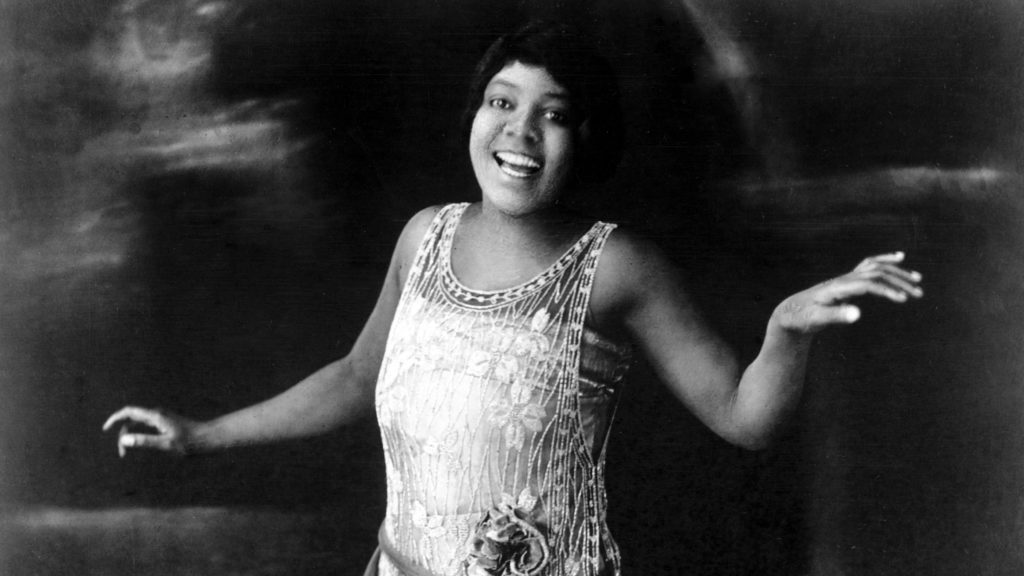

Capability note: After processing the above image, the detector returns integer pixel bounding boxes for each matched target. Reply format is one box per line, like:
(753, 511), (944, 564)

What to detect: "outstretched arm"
(103, 353), (382, 455)
(733, 251), (921, 447)
(103, 207), (440, 456)
(593, 235), (922, 450)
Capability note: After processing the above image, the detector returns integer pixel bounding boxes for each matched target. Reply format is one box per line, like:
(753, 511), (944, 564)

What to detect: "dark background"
(1, 0), (1023, 574)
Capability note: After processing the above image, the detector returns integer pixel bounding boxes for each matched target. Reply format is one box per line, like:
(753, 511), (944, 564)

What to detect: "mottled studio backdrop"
(1, 0), (1023, 575)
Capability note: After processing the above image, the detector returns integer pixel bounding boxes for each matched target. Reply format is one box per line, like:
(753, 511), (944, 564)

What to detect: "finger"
(854, 251), (905, 272)
(119, 432), (171, 452)
(849, 268), (923, 298)
(118, 425), (127, 458)
(104, 406), (144, 431)
(871, 263), (923, 285)
(819, 278), (909, 303)
(103, 406), (165, 432)
(807, 304), (861, 328)
(868, 269), (924, 298)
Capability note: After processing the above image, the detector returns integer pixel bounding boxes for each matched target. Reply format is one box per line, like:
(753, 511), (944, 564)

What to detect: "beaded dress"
(374, 204), (632, 576)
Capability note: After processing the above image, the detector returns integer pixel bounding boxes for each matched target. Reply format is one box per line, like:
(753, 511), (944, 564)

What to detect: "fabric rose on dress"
(464, 490), (549, 576)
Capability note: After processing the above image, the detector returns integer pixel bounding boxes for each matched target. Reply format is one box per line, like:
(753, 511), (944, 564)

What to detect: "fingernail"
(912, 271), (922, 281)
(121, 435), (135, 447)
(846, 307), (861, 322)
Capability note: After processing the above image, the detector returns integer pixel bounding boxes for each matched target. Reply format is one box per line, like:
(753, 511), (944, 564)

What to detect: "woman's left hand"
(774, 251), (923, 335)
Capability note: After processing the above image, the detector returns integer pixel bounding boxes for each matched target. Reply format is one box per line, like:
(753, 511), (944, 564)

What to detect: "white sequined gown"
(375, 204), (631, 576)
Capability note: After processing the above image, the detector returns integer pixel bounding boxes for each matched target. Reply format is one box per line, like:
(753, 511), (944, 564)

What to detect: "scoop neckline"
(441, 203), (601, 298)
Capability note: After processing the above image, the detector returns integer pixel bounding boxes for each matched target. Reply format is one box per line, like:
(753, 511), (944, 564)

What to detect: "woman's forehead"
(487, 62), (570, 98)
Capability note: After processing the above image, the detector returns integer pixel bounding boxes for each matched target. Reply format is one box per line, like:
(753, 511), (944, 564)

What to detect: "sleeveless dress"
(373, 203), (632, 576)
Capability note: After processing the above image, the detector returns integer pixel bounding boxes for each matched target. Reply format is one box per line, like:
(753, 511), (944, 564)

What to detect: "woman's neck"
(473, 201), (585, 248)
(450, 201), (591, 292)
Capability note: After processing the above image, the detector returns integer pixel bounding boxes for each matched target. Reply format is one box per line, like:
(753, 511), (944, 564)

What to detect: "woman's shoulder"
(396, 203), (463, 249)
(402, 204), (445, 236)
(598, 226), (678, 290)
(590, 225), (686, 331)
(392, 204), (465, 280)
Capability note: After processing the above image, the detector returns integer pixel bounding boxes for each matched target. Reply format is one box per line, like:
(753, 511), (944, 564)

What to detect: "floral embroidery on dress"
(507, 488), (538, 513)
(377, 381), (408, 425)
(487, 400), (546, 452)
(412, 500), (449, 539)
(512, 332), (550, 359)
(423, 427), (464, 468)
(530, 309), (551, 333)
(467, 350), (520, 384)
(374, 205), (629, 576)
(508, 380), (532, 405)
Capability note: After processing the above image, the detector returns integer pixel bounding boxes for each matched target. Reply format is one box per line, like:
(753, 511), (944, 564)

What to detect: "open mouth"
(494, 151), (542, 178)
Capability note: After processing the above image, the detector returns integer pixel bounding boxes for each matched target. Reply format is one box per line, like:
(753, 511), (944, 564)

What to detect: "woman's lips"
(494, 151), (542, 178)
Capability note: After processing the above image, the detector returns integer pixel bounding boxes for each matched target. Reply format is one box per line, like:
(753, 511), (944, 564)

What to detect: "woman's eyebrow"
(486, 79), (570, 101)
(486, 79), (519, 91)
(542, 91), (570, 102)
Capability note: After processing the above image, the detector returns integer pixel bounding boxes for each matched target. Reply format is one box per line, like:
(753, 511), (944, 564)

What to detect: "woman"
(104, 21), (922, 576)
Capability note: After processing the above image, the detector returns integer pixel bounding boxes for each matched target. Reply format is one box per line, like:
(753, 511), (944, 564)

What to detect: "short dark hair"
(463, 21), (624, 187)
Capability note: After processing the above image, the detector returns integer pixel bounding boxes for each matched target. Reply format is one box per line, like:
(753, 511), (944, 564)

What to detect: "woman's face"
(469, 62), (577, 217)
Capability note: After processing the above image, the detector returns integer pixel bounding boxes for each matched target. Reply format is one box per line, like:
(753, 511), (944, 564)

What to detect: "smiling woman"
(469, 63), (576, 217)
(98, 18), (925, 576)
(5, 1), (1023, 576)
(462, 21), (624, 197)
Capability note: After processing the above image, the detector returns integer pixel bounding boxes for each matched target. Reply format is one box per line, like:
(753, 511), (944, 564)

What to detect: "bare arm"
(592, 234), (922, 450)
(103, 207), (440, 455)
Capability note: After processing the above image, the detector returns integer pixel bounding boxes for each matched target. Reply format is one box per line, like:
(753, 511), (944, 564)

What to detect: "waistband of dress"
(377, 522), (446, 576)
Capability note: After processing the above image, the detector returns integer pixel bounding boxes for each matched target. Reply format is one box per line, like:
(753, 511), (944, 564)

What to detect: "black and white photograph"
(1, 1), (1022, 575)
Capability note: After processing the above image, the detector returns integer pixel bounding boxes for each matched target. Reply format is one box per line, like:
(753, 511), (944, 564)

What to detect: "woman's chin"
(479, 181), (563, 218)
(481, 196), (557, 219)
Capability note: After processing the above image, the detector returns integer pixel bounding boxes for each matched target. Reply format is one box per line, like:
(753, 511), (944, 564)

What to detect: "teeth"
(495, 152), (541, 170)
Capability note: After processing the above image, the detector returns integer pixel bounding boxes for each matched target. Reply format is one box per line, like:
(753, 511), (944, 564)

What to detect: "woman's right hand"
(102, 406), (199, 457)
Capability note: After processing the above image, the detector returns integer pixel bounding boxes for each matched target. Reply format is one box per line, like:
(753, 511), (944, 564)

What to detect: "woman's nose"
(504, 111), (538, 141)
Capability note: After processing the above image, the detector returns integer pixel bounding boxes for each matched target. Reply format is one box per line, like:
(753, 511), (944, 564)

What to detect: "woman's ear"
(576, 118), (592, 155)
(579, 113), (592, 136)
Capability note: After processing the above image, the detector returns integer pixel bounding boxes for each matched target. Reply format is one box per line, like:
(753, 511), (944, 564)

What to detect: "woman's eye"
(545, 110), (570, 125)
(489, 98), (512, 110)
